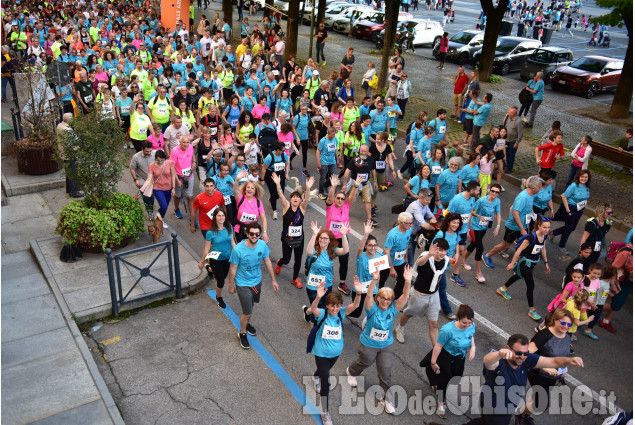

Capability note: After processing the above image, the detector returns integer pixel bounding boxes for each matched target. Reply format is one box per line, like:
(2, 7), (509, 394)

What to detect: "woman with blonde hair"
(232, 170), (268, 243)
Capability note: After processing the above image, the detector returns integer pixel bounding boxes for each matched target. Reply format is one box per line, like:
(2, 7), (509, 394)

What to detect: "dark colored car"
(432, 30), (484, 65)
(472, 36), (542, 75)
(551, 55), (623, 98)
(520, 46), (574, 82)
(353, 12), (413, 42)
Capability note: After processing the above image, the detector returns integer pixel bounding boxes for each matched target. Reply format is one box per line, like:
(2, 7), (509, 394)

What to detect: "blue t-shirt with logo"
(205, 228), (233, 261)
(229, 239), (270, 286)
(437, 169), (461, 203)
(505, 190), (535, 231)
(317, 136), (338, 165)
(447, 193), (476, 234)
(360, 302), (398, 349)
(385, 227), (412, 266)
(307, 249), (335, 289)
(312, 306), (348, 358)
(470, 195), (501, 231)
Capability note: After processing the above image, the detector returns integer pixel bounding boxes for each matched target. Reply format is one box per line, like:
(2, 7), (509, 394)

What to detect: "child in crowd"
(478, 150), (495, 197)
(244, 133), (260, 167)
(582, 265), (618, 340)
(566, 289), (593, 337)
(562, 243), (593, 288)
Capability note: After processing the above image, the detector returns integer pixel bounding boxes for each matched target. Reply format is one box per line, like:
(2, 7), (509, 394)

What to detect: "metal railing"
(105, 230), (183, 317)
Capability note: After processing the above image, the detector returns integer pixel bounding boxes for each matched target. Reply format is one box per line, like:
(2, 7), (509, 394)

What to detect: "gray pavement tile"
(1, 294), (65, 343)
(0, 193), (53, 224)
(37, 237), (106, 275)
(54, 264), (132, 294)
(2, 216), (58, 254)
(1, 251), (41, 280)
(1, 349), (100, 425)
(62, 280), (144, 315)
(2, 327), (74, 367)
(1, 272), (51, 305)
(29, 400), (114, 425)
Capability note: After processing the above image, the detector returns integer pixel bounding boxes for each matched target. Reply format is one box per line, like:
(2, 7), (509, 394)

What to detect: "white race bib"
(231, 118), (238, 127)
(369, 328), (389, 342)
(594, 241), (602, 252)
(425, 150), (431, 159)
(479, 216), (492, 226)
(358, 173), (369, 183)
(431, 166), (442, 174)
(321, 324), (342, 340)
(460, 213), (471, 224)
(182, 167), (192, 177)
(307, 274), (325, 288)
(248, 153), (257, 163)
(284, 141), (292, 150)
(327, 142), (336, 152)
(121, 105), (130, 114)
(329, 222), (343, 232)
(576, 200), (587, 211)
(273, 162), (285, 172)
(394, 250), (406, 262)
(84, 94), (93, 102)
(210, 126), (218, 136)
(205, 251), (221, 260)
(157, 106), (168, 115)
(206, 205), (219, 220)
(360, 280), (372, 294)
(531, 244), (543, 255)
(526, 212), (537, 225)
(138, 126), (147, 135)
(288, 226), (302, 237)
(224, 195), (232, 205)
(240, 212), (257, 223)
(439, 126), (446, 134)
(375, 160), (386, 170)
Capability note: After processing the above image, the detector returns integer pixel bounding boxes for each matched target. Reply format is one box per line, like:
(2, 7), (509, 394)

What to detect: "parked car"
(273, 0), (305, 18)
(472, 36), (542, 75)
(302, 2), (350, 25)
(321, 3), (360, 28)
(233, 0), (265, 11)
(432, 30), (484, 65)
(551, 55), (623, 98)
(353, 11), (414, 42)
(520, 46), (574, 82)
(377, 19), (444, 49)
(333, 8), (378, 34)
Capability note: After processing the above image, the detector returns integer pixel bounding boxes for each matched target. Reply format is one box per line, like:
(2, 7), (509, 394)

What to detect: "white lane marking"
(287, 185), (623, 415)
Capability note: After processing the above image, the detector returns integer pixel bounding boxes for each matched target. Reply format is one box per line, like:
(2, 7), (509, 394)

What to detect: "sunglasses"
(540, 217), (551, 221)
(608, 211), (614, 215)
(335, 196), (346, 200)
(367, 244), (378, 247)
(513, 351), (529, 357)
(248, 232), (260, 237)
(490, 189), (500, 194)
(559, 320), (573, 328)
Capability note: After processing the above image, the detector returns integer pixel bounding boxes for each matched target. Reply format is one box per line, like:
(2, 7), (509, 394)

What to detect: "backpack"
(257, 124), (277, 150)
(516, 231), (537, 249)
(306, 310), (343, 354)
(606, 243), (632, 265)
(304, 252), (318, 276)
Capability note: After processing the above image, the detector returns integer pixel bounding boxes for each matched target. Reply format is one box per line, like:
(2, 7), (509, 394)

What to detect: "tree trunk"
(284, 0), (300, 63)
(378, 0), (400, 95)
(608, 16), (632, 118)
(317, 0), (327, 26)
(264, 0), (274, 19)
(223, 0), (233, 28)
(478, 0), (509, 82)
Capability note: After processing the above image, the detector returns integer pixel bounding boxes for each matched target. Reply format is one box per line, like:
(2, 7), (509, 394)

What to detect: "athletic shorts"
(403, 289), (440, 321)
(175, 174), (194, 197)
(236, 283), (262, 315)
(453, 93), (463, 107)
(463, 119), (474, 135)
(503, 226), (523, 244)
(495, 150), (505, 161)
(458, 232), (468, 246)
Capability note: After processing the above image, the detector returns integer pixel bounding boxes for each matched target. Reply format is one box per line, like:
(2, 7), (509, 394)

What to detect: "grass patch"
(587, 158), (633, 184)
(489, 74), (503, 83)
(79, 296), (177, 332)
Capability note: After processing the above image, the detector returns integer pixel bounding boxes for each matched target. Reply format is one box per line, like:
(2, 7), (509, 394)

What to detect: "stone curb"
(1, 170), (65, 197)
(29, 240), (125, 425)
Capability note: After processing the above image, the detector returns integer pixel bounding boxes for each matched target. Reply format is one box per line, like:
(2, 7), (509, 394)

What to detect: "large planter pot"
(78, 236), (132, 254)
(16, 138), (62, 175)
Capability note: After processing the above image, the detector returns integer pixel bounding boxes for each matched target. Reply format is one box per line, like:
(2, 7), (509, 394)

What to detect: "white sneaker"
(462, 262), (472, 271)
(381, 399), (396, 414)
(361, 316), (367, 330)
(522, 116), (528, 123)
(273, 211), (278, 220)
(346, 368), (357, 387)
(312, 375), (321, 393)
(397, 170), (404, 180)
(436, 402), (447, 419)
(163, 222), (168, 229)
(320, 412), (333, 425)
(501, 186), (506, 192)
(394, 325), (405, 344)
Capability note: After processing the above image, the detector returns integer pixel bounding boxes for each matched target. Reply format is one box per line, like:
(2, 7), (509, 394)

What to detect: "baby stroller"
(601, 32), (611, 48)
(587, 33), (597, 46)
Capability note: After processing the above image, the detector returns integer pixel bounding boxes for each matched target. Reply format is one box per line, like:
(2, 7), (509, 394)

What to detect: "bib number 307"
(369, 328), (389, 342)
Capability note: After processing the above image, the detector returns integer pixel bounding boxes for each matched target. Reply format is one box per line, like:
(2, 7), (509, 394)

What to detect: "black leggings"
(314, 355), (339, 410)
(349, 291), (369, 318)
(277, 238), (303, 279)
(519, 100), (532, 117)
(503, 260), (537, 308)
(400, 150), (415, 174)
(337, 237), (349, 283)
(424, 348), (466, 403)
(209, 258), (230, 288)
(466, 229), (487, 261)
(265, 170), (285, 211)
(379, 263), (406, 300)
(290, 139), (308, 169)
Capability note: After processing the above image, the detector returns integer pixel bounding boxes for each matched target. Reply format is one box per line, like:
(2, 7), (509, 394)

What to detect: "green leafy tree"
(478, 0), (510, 82)
(592, 0), (632, 119)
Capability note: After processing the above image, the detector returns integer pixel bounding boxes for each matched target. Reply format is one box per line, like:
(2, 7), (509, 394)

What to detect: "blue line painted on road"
(206, 289), (322, 424)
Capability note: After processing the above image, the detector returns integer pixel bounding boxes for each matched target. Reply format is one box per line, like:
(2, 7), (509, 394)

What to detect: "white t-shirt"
(244, 141), (260, 166)
(200, 36), (213, 55)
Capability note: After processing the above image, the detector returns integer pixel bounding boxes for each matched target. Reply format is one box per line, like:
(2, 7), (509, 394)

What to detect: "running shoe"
(312, 375), (321, 393)
(528, 310), (542, 321)
(174, 209), (184, 219)
(273, 211), (278, 220)
(558, 247), (570, 256)
(238, 332), (250, 349)
(380, 399), (396, 414)
(291, 278), (302, 289)
(394, 325), (405, 344)
(338, 283), (351, 295)
(462, 262), (472, 271)
(599, 320), (617, 333)
(319, 193), (328, 200)
(436, 403), (447, 419)
(476, 273), (486, 283)
(274, 262), (282, 275)
(482, 254), (495, 268)
(397, 170), (404, 180)
(497, 287), (512, 300)
(216, 297), (226, 309)
(346, 367), (357, 387)
(303, 168), (310, 178)
(451, 274), (466, 287)
(302, 305), (311, 322)
(443, 311), (457, 320)
(320, 412), (332, 425)
(583, 330), (599, 340)
(246, 323), (257, 336)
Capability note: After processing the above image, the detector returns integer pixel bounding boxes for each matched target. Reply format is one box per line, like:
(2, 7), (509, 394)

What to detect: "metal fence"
(105, 230), (183, 317)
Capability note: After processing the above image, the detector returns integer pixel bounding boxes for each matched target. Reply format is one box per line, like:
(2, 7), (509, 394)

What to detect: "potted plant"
(14, 69), (62, 175)
(55, 111), (145, 252)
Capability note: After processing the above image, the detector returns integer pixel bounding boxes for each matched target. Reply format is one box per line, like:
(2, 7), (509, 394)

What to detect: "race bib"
(460, 213), (471, 224)
(210, 127), (218, 135)
(273, 162), (285, 172)
(248, 152), (257, 162)
(327, 142), (336, 152)
(358, 173), (369, 183)
(577, 200), (587, 211)
(224, 195), (232, 205)
(240, 212), (257, 223)
(182, 167), (192, 177)
(84, 94), (93, 103)
(557, 367), (568, 375)
(439, 126), (446, 134)
(394, 250), (406, 262)
(479, 216), (492, 226)
(531, 244), (543, 255)
(121, 105), (130, 114)
(288, 226), (302, 237)
(206, 205), (219, 220)
(360, 280), (372, 294)
(431, 166), (442, 174)
(231, 118), (238, 127)
(526, 212), (537, 225)
(594, 241), (602, 252)
(425, 151), (431, 159)
(329, 222), (343, 232)
(284, 141), (292, 150)
(138, 126), (147, 135)
(388, 111), (396, 117)
(369, 328), (389, 342)
(588, 290), (597, 297)
(158, 106), (168, 115)
(321, 324), (341, 340)
(375, 160), (386, 170)
(307, 274), (325, 288)
(205, 251), (221, 260)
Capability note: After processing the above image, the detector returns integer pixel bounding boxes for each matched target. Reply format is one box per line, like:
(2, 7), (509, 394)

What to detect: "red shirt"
(537, 142), (564, 169)
(454, 73), (469, 94)
(193, 191), (225, 230)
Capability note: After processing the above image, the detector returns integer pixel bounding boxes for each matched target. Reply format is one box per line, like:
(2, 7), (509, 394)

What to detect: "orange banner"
(161, 0), (191, 32)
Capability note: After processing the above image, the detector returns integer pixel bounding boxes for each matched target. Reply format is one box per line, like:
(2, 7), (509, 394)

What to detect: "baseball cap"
(313, 70), (319, 76)
(196, 55), (201, 61)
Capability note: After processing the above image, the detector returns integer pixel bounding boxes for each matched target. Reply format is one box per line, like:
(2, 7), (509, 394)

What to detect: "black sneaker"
(216, 296), (226, 309)
(246, 323), (257, 336)
(238, 332), (250, 349)
(302, 305), (311, 322)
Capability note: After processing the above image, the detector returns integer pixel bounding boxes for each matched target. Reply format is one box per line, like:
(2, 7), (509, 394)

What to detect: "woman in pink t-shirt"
(147, 124), (165, 151)
(278, 122), (299, 165)
(566, 135), (592, 187)
(324, 174), (362, 295)
(251, 95), (270, 123)
(438, 32), (449, 69)
(232, 171), (269, 243)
